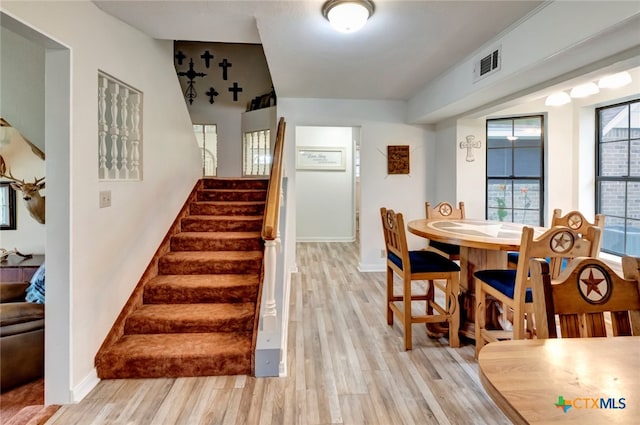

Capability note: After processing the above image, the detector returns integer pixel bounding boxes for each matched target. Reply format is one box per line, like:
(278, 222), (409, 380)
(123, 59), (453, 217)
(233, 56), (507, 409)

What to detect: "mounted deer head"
(0, 155), (46, 224)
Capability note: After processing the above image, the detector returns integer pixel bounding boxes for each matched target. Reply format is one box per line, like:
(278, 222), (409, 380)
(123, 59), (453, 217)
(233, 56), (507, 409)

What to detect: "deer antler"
(1, 169), (27, 185)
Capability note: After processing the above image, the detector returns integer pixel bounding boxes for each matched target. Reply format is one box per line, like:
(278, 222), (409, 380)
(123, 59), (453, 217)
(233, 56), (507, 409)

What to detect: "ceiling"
(94, 0), (544, 101)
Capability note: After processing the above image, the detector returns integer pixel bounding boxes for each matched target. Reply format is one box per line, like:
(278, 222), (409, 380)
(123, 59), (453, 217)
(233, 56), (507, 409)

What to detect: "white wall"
(0, 25), (46, 253)
(278, 98), (434, 272)
(295, 126), (354, 242)
(0, 131), (46, 252)
(0, 25), (45, 152)
(2, 1), (201, 403)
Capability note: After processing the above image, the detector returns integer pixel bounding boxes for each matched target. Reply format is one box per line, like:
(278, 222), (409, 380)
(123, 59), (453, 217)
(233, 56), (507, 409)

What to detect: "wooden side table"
(0, 254), (45, 282)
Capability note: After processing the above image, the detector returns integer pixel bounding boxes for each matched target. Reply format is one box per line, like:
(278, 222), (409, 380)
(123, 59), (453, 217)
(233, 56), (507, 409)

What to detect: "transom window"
(596, 99), (640, 256)
(486, 116), (544, 226)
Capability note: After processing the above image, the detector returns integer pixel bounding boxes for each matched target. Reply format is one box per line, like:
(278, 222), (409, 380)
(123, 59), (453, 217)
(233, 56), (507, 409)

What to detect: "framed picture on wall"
(0, 182), (17, 230)
(387, 145), (410, 174)
(296, 146), (346, 171)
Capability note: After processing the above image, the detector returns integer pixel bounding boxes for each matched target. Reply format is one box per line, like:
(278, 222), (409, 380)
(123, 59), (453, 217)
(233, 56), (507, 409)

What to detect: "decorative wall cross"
(219, 59), (232, 80)
(201, 50), (214, 68)
(174, 50), (186, 65)
(459, 135), (482, 162)
(206, 87), (219, 104)
(177, 58), (207, 105)
(228, 82), (243, 101)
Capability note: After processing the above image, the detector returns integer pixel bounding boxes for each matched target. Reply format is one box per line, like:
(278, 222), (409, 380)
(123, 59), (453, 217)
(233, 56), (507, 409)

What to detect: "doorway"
(295, 126), (359, 242)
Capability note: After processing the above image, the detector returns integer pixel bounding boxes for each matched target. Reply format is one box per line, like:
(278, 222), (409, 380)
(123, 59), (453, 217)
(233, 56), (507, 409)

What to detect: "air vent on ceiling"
(473, 46), (501, 82)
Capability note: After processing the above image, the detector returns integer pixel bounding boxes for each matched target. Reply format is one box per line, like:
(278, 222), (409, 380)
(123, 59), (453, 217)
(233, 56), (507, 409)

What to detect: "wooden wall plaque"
(387, 145), (410, 174)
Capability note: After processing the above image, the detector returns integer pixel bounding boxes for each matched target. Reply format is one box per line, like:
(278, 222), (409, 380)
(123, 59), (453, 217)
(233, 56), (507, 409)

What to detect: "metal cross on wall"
(201, 51), (214, 68)
(228, 82), (243, 101)
(175, 50), (186, 65)
(459, 135), (482, 162)
(206, 87), (219, 104)
(219, 59), (232, 80)
(176, 58), (207, 105)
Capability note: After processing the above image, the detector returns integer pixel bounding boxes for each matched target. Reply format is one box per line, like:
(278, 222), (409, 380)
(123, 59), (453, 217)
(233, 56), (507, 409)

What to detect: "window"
(486, 116), (544, 226)
(243, 129), (271, 176)
(0, 182), (17, 230)
(98, 71), (143, 180)
(596, 99), (640, 256)
(193, 124), (217, 176)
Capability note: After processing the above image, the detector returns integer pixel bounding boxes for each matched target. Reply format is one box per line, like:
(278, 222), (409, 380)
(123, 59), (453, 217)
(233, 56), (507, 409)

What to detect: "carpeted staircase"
(95, 178), (268, 379)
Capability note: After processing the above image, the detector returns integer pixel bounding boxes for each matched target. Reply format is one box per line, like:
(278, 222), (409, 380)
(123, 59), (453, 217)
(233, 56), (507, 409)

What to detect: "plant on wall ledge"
(496, 184), (508, 221)
(521, 186), (531, 223)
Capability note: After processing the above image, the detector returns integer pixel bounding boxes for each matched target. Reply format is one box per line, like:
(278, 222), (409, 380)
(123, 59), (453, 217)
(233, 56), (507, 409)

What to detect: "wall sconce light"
(570, 82), (599, 98)
(545, 91), (571, 106)
(322, 0), (375, 33)
(598, 71), (632, 89)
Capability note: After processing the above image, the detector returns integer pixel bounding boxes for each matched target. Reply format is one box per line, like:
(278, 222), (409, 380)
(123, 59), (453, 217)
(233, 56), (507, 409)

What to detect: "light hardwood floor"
(48, 242), (509, 425)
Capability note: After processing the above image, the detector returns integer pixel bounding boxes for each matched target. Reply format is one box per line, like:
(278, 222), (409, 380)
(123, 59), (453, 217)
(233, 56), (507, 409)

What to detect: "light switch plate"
(99, 190), (111, 208)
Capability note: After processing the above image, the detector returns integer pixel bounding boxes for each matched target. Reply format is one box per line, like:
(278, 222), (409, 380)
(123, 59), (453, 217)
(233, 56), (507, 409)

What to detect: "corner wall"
(2, 2), (202, 403)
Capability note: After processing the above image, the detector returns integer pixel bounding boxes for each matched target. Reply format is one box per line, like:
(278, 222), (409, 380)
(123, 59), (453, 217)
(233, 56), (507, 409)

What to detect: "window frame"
(595, 98), (640, 256)
(485, 115), (545, 226)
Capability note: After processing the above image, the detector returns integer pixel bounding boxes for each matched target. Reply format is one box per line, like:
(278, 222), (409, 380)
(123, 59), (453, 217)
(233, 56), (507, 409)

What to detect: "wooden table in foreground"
(407, 218), (544, 338)
(478, 337), (640, 425)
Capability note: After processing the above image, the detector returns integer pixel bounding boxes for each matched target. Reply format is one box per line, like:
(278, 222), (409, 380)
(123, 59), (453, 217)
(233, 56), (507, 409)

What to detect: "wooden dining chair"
(425, 201), (465, 261)
(474, 225), (600, 357)
(530, 256), (640, 338)
(507, 209), (605, 268)
(380, 207), (460, 350)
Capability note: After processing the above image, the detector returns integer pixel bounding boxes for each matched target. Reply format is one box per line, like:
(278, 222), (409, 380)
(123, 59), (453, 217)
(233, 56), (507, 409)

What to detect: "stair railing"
(261, 117), (286, 332)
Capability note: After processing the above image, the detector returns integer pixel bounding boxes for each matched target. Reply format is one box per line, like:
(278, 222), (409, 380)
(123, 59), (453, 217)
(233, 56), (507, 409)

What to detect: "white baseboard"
(73, 368), (100, 402)
(296, 236), (355, 242)
(279, 270), (293, 377)
(358, 263), (385, 272)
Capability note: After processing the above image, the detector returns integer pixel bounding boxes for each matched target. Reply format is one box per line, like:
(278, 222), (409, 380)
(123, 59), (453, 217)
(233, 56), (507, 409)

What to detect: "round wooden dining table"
(406, 218), (545, 339)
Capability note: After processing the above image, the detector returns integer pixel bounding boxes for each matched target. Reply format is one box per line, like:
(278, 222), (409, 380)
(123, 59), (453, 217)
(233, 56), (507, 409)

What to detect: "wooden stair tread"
(184, 215), (263, 221)
(125, 303), (255, 334)
(129, 303), (255, 321)
(97, 333), (252, 378)
(101, 332), (252, 357)
(160, 251), (263, 261)
(147, 274), (260, 288)
(173, 232), (261, 240)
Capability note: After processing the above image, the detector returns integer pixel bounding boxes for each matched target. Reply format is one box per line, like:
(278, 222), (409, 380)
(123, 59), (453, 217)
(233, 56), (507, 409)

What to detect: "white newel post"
(262, 238), (279, 332)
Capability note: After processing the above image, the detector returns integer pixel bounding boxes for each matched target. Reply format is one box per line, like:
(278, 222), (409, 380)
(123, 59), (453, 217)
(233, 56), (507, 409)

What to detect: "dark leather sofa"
(0, 281), (44, 392)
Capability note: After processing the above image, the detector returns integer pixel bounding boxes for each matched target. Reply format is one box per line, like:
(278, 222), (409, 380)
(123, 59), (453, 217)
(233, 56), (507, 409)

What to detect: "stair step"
(96, 332), (252, 379)
(158, 251), (263, 275)
(181, 215), (263, 232)
(197, 189), (267, 202)
(171, 232), (262, 251)
(190, 201), (265, 216)
(124, 303), (255, 334)
(144, 274), (259, 304)
(202, 178), (268, 190)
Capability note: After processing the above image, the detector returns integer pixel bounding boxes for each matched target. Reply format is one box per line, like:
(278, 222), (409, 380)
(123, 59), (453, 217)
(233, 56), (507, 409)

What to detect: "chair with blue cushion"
(530, 256), (640, 339)
(380, 207), (460, 350)
(425, 201), (465, 261)
(474, 225), (600, 358)
(507, 209), (604, 269)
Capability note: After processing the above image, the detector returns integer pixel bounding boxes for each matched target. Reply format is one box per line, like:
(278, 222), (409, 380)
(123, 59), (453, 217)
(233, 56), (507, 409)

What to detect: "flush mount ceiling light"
(322, 0), (375, 33)
(598, 71), (632, 89)
(570, 82), (600, 98)
(545, 91), (571, 106)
